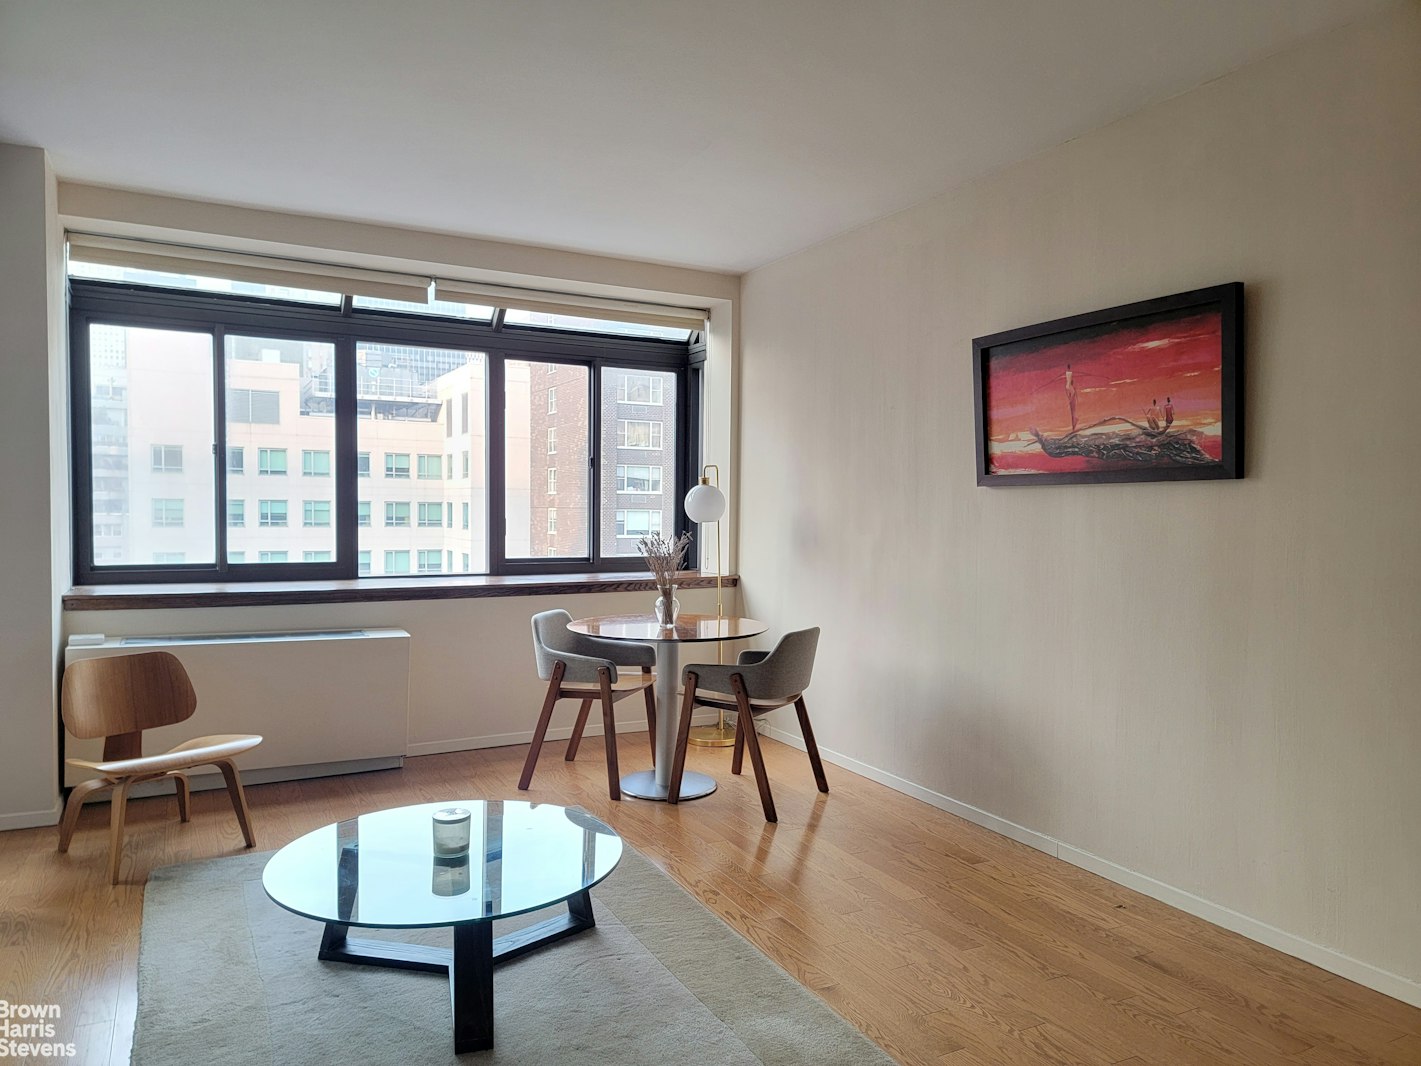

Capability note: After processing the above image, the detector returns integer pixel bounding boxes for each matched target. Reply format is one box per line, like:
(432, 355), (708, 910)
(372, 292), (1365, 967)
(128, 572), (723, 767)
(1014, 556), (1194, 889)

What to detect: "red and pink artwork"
(973, 285), (1243, 485)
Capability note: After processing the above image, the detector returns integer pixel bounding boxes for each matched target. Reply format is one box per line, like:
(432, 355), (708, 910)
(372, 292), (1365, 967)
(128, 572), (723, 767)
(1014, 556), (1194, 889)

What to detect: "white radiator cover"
(63, 628), (411, 794)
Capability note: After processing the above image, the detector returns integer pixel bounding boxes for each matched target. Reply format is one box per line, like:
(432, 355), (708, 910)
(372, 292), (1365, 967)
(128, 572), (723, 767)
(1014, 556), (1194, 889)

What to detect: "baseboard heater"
(63, 629), (411, 799)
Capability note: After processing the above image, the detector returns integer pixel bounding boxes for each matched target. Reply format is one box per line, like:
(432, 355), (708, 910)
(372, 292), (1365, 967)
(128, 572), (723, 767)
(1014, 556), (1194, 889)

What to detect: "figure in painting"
(1145, 398), (1162, 433)
(1164, 396), (1175, 431)
(1032, 361), (1105, 434)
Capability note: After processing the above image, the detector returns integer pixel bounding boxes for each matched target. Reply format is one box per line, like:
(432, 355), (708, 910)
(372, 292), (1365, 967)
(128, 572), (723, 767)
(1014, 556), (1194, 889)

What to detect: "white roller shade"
(434, 279), (707, 331)
(66, 233), (432, 304)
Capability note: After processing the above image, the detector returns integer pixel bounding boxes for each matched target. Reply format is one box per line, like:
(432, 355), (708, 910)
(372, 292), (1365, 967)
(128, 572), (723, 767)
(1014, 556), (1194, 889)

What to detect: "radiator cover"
(62, 628), (411, 793)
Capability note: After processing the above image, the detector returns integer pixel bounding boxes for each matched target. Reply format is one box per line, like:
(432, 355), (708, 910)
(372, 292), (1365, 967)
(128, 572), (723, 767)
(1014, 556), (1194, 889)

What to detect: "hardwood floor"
(1, 734), (1416, 1065)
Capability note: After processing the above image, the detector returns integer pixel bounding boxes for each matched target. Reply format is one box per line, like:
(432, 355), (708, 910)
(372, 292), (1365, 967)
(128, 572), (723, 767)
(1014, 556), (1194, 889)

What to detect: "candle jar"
(431, 807), (471, 857)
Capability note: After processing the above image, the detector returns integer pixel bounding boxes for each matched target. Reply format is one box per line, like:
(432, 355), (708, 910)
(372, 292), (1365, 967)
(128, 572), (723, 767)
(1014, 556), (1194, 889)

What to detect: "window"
(616, 465), (662, 493)
(303, 500), (332, 527)
(258, 500), (288, 527)
(151, 444), (182, 473)
(152, 498), (184, 527)
(547, 508), (557, 534)
(504, 308), (692, 342)
(617, 374), (664, 405)
(418, 550), (442, 573)
(152, 551), (186, 563)
(617, 420), (662, 449)
(228, 388), (280, 424)
(462, 553), (470, 570)
(302, 450), (331, 477)
(71, 276), (688, 583)
(259, 550), (288, 563)
(615, 510), (662, 537)
(358, 550), (372, 576)
(384, 550), (410, 574)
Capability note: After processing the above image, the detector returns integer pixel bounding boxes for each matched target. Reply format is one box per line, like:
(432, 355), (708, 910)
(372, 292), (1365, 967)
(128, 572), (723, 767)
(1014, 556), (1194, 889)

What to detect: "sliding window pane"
(225, 336), (336, 564)
(600, 367), (676, 559)
(356, 344), (487, 575)
(506, 361), (588, 559)
(87, 324), (215, 566)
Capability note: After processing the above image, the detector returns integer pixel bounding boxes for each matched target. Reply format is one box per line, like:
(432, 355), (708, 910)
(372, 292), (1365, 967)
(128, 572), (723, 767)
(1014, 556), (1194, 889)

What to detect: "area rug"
(134, 842), (896, 1065)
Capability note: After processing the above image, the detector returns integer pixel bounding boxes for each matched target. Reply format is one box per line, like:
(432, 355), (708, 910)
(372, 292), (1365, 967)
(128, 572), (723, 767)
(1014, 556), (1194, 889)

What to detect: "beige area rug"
(134, 843), (897, 1065)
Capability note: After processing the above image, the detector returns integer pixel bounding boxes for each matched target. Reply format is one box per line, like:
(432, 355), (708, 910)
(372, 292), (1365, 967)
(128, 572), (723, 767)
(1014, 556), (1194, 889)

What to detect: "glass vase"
(653, 585), (680, 627)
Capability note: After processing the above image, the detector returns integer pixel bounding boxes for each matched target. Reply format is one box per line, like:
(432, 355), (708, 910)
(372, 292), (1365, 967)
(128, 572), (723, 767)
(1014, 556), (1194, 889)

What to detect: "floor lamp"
(683, 464), (735, 747)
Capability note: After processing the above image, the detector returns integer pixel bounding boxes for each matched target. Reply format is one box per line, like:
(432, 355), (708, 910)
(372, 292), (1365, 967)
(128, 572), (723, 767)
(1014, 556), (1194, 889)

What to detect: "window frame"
(69, 279), (696, 584)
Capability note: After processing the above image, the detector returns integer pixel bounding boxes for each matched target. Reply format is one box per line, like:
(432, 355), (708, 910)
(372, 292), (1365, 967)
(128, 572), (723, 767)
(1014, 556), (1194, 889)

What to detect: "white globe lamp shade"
(684, 482), (726, 523)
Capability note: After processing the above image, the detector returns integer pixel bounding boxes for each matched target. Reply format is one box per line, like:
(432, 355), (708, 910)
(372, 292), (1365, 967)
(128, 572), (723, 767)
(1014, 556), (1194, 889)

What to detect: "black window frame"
(69, 279), (698, 584)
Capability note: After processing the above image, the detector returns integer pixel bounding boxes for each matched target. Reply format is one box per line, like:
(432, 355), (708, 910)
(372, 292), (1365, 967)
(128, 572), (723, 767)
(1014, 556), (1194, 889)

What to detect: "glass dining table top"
(568, 612), (767, 643)
(262, 800), (623, 929)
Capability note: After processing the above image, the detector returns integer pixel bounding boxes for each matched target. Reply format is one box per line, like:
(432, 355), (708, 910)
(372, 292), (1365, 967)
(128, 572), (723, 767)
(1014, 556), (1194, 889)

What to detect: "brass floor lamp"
(683, 464), (735, 747)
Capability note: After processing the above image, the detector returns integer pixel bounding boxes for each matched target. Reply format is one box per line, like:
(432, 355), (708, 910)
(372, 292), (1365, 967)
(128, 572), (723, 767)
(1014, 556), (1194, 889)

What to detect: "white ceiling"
(0, 0), (1390, 274)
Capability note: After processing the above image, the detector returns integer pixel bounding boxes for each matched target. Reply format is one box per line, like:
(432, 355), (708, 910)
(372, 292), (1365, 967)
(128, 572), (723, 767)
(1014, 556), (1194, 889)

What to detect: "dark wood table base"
(316, 889), (596, 1052)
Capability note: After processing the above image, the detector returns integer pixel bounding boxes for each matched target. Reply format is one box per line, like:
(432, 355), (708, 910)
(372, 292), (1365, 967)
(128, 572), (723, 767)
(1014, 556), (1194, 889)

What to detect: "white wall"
(0, 143), (64, 829)
(738, 4), (1421, 999)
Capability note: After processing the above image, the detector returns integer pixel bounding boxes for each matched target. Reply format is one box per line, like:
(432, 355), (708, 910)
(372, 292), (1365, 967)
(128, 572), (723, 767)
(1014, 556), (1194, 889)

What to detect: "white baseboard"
(763, 723), (1421, 1009)
(0, 798), (63, 831)
(407, 709), (721, 758)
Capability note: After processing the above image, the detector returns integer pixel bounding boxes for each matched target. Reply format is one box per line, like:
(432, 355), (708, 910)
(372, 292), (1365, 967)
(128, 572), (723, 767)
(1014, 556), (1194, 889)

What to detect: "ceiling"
(0, 0), (1391, 274)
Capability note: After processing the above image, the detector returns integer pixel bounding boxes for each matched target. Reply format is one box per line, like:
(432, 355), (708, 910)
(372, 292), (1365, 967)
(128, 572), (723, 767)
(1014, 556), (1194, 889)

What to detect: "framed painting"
(972, 283), (1244, 486)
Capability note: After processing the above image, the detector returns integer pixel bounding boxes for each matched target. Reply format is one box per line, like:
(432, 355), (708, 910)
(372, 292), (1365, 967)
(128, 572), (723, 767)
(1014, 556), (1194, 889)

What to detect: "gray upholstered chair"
(520, 609), (657, 800)
(670, 627), (826, 822)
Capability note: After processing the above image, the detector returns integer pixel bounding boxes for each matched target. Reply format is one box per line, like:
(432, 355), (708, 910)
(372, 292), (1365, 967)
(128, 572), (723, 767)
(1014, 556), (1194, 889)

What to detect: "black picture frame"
(972, 282), (1244, 486)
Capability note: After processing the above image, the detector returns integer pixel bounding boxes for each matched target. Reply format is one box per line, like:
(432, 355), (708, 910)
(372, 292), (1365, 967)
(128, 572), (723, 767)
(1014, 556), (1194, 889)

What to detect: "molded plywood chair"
(520, 609), (657, 801)
(58, 650), (262, 883)
(670, 627), (826, 823)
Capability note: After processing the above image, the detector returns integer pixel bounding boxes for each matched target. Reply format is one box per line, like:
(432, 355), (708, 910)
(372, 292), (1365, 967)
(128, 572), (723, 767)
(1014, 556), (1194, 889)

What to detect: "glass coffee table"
(262, 800), (623, 1053)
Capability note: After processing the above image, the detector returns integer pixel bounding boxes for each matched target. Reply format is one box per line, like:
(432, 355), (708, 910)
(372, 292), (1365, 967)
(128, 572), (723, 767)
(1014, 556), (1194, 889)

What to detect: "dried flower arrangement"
(637, 531), (693, 606)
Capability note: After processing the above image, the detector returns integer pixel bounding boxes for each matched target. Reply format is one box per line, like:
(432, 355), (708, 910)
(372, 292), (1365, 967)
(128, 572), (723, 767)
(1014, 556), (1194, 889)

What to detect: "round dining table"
(567, 613), (767, 801)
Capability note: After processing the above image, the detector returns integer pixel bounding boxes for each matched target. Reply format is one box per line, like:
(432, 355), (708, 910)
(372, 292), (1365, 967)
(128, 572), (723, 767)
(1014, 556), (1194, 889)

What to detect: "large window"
(70, 274), (694, 582)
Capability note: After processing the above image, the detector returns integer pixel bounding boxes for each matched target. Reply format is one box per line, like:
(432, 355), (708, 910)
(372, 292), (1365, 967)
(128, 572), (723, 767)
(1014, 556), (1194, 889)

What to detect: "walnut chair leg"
(667, 673), (699, 805)
(565, 698), (594, 761)
(732, 676), (777, 823)
(519, 664), (565, 790)
(108, 779), (133, 884)
(57, 778), (109, 853)
(598, 668), (621, 800)
(216, 760), (256, 848)
(171, 771), (192, 822)
(731, 712), (746, 776)
(795, 697), (829, 793)
(643, 682), (658, 765)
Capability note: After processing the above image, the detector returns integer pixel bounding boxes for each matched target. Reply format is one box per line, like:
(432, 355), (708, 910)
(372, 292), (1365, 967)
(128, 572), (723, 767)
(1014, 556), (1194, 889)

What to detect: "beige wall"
(0, 144), (64, 829)
(738, 3), (1421, 996)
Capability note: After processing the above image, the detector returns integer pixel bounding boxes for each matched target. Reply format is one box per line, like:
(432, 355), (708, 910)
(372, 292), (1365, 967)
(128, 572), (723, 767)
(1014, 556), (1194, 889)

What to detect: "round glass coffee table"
(262, 800), (622, 1053)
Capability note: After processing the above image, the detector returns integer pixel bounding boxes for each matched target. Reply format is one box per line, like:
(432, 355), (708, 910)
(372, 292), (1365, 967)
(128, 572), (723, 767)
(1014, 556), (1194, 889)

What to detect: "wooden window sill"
(63, 571), (738, 612)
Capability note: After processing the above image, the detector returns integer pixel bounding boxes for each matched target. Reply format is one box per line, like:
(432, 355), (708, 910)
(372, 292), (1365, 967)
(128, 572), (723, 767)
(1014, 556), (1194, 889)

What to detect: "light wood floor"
(1, 734), (1417, 1065)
